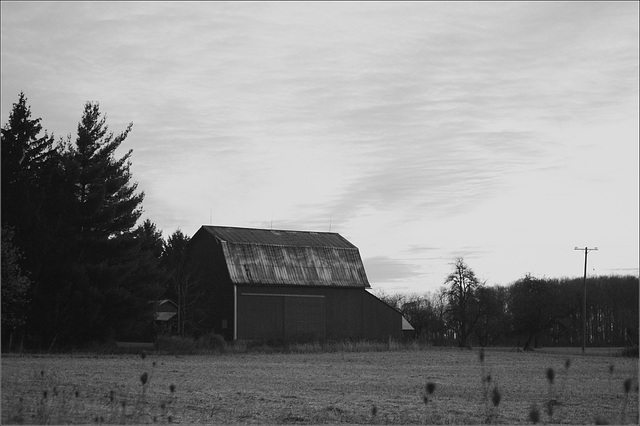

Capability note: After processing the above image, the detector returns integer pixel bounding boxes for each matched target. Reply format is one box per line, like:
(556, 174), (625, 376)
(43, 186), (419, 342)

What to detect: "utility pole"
(574, 246), (598, 354)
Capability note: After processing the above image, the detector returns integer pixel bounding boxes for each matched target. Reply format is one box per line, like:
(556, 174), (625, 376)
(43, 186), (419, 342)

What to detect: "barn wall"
(187, 229), (235, 340)
(235, 285), (401, 342)
(363, 291), (403, 341)
(325, 287), (363, 340)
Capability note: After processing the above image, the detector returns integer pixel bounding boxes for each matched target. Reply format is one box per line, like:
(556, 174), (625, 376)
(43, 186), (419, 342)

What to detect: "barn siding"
(363, 291), (403, 341)
(284, 296), (326, 341)
(236, 285), (402, 342)
(237, 292), (285, 342)
(325, 288), (364, 340)
(187, 229), (236, 340)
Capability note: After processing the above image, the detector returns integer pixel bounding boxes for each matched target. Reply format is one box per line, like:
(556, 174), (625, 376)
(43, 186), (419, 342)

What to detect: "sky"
(2, 1), (638, 295)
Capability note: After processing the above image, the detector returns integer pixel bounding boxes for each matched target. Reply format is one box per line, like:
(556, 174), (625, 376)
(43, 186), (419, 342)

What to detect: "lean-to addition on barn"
(186, 225), (403, 342)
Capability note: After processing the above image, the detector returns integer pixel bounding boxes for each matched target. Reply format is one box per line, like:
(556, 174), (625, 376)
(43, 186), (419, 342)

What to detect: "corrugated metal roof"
(200, 226), (370, 288)
(202, 226), (356, 248)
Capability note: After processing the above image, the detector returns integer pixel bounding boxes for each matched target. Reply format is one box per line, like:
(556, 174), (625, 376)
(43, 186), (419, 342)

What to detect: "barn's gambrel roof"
(200, 226), (370, 288)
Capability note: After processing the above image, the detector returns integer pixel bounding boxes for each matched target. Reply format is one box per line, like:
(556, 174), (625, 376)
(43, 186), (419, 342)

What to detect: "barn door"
(238, 293), (326, 343)
(284, 295), (326, 342)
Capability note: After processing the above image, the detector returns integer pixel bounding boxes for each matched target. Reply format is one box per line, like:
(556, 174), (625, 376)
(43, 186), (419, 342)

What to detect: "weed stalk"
(422, 382), (436, 424)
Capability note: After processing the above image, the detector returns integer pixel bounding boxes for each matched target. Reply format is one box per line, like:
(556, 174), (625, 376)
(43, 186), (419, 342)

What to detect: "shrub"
(195, 332), (227, 352)
(619, 346), (639, 358)
(155, 335), (197, 354)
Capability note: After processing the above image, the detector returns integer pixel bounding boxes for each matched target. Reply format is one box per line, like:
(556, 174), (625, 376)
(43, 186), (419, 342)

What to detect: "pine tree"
(1, 93), (69, 350)
(1, 226), (31, 350)
(65, 102), (144, 241)
(1, 92), (58, 223)
(1, 92), (61, 264)
(54, 102), (153, 344)
(123, 219), (166, 341)
(1, 96), (161, 348)
(161, 230), (205, 337)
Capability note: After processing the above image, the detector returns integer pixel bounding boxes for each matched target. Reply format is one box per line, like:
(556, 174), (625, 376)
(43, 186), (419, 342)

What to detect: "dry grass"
(1, 347), (638, 424)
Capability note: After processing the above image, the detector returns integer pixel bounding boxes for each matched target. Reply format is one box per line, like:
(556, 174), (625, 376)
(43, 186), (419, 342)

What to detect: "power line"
(574, 246), (598, 355)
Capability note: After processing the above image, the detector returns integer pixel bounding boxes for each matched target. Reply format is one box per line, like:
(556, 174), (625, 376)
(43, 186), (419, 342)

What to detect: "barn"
(185, 225), (403, 343)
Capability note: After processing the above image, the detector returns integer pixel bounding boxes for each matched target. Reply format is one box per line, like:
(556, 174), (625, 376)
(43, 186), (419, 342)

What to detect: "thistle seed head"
(491, 387), (501, 407)
(546, 368), (555, 384)
(529, 405), (540, 424)
(546, 400), (554, 417)
(426, 382), (436, 395)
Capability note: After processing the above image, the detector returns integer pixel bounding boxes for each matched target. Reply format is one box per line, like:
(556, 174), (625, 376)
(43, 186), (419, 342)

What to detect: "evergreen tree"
(1, 92), (62, 271)
(1, 92), (58, 227)
(161, 230), (208, 337)
(55, 102), (152, 345)
(64, 102), (144, 241)
(1, 93), (70, 350)
(1, 226), (31, 350)
(124, 219), (167, 340)
(1, 96), (163, 348)
(136, 219), (165, 259)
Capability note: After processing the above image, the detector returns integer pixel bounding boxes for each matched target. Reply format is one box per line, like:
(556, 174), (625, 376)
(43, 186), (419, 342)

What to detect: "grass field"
(1, 346), (638, 424)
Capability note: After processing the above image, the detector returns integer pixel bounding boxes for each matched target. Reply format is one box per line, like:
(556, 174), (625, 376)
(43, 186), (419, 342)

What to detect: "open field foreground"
(1, 347), (638, 424)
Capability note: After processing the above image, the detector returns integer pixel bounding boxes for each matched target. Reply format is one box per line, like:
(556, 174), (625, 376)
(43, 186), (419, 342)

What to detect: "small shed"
(402, 316), (415, 339)
(153, 299), (178, 335)
(185, 225), (404, 342)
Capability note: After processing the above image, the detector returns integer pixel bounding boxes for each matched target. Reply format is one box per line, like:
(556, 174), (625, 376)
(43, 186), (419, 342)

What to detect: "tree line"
(1, 93), (198, 351)
(379, 258), (638, 350)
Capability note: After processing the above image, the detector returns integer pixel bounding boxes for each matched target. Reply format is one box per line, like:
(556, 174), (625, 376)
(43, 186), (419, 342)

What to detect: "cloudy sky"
(2, 1), (638, 295)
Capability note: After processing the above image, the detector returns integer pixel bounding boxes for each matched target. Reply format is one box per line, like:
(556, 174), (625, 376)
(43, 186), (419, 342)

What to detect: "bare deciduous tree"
(444, 257), (484, 348)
